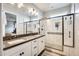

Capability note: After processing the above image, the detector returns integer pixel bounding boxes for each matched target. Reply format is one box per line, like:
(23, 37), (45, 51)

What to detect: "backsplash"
(3, 33), (39, 41)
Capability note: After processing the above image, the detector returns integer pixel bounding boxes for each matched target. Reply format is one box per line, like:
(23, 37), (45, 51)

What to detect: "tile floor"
(41, 50), (60, 56)
(41, 47), (64, 56)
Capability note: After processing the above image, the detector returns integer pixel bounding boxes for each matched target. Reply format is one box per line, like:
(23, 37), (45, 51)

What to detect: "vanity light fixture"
(28, 7), (38, 16)
(10, 3), (38, 16)
(28, 8), (33, 13)
(32, 9), (36, 15)
(35, 12), (38, 16)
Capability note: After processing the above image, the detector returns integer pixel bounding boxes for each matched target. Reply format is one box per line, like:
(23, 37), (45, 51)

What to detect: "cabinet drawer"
(32, 39), (38, 47)
(32, 47), (38, 56)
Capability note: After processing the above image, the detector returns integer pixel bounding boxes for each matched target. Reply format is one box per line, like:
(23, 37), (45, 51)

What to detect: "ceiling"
(3, 3), (70, 18)
(34, 3), (70, 12)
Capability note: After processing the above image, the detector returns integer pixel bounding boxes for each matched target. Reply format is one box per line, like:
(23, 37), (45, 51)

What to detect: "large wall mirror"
(26, 20), (40, 34)
(5, 12), (16, 36)
(4, 12), (40, 38)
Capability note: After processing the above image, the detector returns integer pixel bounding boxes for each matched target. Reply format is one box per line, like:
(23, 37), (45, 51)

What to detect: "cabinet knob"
(34, 46), (37, 49)
(19, 53), (22, 56)
(34, 53), (37, 56)
(22, 52), (24, 54)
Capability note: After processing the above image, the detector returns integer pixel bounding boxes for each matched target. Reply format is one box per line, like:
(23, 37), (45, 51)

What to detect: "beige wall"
(0, 3), (3, 56)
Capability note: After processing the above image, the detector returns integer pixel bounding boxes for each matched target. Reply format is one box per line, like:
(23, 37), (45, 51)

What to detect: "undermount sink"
(7, 39), (26, 44)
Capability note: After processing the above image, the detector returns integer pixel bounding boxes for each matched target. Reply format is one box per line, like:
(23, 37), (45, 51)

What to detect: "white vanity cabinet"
(3, 42), (32, 56)
(3, 36), (45, 56)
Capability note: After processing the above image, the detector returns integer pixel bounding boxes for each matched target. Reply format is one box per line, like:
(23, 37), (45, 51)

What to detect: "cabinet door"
(38, 37), (45, 54)
(22, 42), (32, 56)
(8, 50), (24, 56)
(4, 42), (32, 56)
(31, 39), (38, 56)
(64, 15), (74, 47)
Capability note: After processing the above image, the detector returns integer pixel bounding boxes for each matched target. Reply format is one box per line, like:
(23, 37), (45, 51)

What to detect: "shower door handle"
(69, 31), (71, 38)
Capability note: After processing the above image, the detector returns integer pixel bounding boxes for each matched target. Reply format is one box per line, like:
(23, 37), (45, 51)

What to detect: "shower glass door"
(46, 17), (63, 51)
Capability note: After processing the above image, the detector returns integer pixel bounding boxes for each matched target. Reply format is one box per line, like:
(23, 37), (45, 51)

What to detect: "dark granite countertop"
(3, 35), (45, 50)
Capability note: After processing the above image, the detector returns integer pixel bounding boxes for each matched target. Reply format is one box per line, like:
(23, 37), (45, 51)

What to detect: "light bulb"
(28, 8), (33, 13)
(17, 3), (24, 8)
(32, 10), (36, 15)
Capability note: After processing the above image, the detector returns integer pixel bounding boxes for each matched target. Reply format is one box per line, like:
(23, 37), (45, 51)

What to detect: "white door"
(64, 15), (74, 47)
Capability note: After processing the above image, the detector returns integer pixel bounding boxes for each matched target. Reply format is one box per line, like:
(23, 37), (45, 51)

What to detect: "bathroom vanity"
(3, 35), (45, 56)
